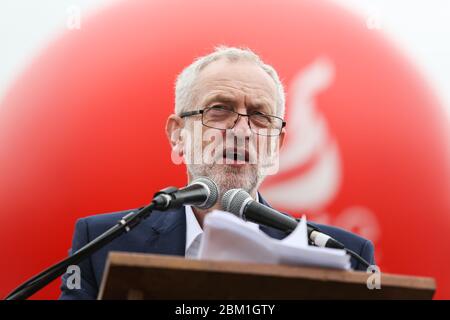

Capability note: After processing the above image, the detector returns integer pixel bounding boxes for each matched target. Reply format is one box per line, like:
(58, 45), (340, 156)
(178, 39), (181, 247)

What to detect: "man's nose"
(232, 115), (252, 137)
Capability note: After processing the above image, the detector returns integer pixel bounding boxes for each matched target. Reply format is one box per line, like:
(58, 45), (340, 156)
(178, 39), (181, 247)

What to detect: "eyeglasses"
(179, 105), (286, 136)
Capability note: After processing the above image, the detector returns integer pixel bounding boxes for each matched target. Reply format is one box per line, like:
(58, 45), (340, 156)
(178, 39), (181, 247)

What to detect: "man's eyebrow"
(247, 98), (275, 114)
(202, 94), (237, 106)
(247, 101), (272, 112)
(202, 94), (275, 113)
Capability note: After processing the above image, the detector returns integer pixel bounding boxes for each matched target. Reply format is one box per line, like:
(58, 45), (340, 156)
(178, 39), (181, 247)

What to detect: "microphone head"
(222, 188), (251, 218)
(190, 177), (219, 209)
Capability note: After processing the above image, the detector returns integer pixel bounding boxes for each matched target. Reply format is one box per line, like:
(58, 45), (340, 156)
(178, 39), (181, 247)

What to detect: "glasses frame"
(179, 106), (286, 136)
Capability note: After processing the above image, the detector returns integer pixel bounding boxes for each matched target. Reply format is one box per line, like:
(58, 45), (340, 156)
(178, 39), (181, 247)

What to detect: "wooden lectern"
(98, 252), (435, 300)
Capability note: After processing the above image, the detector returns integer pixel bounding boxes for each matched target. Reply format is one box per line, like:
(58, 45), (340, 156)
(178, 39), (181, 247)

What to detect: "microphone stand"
(5, 187), (179, 300)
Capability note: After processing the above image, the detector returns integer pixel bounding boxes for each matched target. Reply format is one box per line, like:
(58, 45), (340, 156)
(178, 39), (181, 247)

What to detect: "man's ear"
(279, 127), (286, 149)
(166, 114), (185, 157)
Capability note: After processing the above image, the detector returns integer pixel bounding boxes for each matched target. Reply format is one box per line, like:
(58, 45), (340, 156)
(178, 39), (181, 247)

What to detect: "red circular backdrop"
(0, 0), (449, 299)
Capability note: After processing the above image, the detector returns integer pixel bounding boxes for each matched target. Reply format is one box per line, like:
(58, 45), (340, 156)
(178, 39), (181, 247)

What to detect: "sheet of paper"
(198, 210), (278, 264)
(280, 214), (308, 248)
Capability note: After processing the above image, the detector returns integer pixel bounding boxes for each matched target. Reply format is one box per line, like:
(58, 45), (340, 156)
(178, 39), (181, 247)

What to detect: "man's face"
(167, 58), (285, 199)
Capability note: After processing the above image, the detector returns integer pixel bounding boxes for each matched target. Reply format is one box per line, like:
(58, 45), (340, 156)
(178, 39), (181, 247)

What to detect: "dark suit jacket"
(59, 195), (375, 299)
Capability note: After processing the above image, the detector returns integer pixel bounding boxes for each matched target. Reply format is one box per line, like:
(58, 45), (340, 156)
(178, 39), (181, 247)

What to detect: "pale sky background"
(1, 0), (450, 121)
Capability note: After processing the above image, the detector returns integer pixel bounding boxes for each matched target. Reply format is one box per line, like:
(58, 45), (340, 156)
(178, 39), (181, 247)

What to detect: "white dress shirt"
(184, 193), (260, 258)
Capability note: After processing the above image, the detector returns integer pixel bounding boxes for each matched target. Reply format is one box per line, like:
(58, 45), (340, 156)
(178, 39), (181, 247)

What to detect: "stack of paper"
(197, 210), (351, 270)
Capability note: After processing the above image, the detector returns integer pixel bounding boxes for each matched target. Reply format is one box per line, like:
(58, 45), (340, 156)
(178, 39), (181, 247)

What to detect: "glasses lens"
(203, 107), (237, 129)
(202, 107), (284, 136)
(250, 114), (283, 136)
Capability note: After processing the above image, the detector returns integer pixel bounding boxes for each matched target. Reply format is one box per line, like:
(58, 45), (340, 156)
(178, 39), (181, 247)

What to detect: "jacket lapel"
(143, 206), (186, 256)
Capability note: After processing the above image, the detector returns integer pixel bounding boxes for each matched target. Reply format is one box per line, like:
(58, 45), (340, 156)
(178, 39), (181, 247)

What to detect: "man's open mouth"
(223, 148), (249, 163)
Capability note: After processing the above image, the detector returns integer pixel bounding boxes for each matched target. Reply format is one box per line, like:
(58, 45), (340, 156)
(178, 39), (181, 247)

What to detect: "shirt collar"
(184, 192), (261, 254)
(185, 205), (203, 253)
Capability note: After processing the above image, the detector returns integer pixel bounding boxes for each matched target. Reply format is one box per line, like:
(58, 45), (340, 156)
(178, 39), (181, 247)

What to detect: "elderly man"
(60, 46), (375, 300)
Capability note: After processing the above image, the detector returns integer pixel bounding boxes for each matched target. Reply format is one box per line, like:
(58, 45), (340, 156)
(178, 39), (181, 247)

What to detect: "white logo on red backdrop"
(262, 58), (381, 256)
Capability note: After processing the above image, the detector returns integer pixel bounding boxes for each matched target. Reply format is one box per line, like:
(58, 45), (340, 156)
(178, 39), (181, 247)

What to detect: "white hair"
(174, 46), (286, 118)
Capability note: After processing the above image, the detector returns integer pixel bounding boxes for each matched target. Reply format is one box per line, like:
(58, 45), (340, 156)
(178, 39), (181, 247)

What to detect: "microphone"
(222, 188), (319, 240)
(221, 189), (371, 267)
(153, 177), (219, 210)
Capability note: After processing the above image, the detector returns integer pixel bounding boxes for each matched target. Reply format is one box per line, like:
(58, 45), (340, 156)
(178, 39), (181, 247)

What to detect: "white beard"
(187, 163), (264, 202)
(183, 122), (272, 202)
